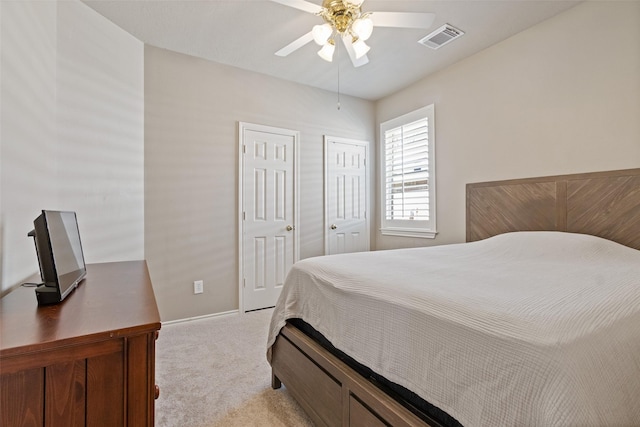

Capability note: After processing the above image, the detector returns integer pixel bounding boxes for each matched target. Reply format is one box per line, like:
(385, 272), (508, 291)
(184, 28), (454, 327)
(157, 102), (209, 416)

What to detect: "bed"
(267, 168), (640, 427)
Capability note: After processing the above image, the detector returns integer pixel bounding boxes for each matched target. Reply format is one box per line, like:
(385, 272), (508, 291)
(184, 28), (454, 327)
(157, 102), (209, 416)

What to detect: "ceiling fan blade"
(269, 0), (323, 14)
(342, 36), (369, 68)
(275, 31), (315, 57)
(371, 12), (436, 29)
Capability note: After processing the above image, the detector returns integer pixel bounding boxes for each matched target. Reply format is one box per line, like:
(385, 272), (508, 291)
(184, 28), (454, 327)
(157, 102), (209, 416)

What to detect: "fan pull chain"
(337, 40), (341, 110)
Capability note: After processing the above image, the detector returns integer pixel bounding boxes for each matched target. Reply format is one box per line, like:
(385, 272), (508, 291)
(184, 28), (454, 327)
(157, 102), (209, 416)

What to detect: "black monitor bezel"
(30, 210), (87, 304)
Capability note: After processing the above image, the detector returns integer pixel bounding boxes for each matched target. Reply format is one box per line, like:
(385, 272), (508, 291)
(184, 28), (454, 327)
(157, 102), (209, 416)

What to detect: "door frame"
(238, 122), (300, 313)
(323, 135), (370, 255)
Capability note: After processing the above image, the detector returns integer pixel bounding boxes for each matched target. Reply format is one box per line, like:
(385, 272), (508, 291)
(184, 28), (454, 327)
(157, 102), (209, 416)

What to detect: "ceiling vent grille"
(418, 24), (464, 49)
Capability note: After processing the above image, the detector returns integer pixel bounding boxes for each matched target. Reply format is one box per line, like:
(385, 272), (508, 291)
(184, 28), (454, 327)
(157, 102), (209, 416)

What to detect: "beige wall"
(1, 0), (57, 292)
(144, 46), (375, 321)
(375, 1), (640, 250)
(0, 0), (144, 294)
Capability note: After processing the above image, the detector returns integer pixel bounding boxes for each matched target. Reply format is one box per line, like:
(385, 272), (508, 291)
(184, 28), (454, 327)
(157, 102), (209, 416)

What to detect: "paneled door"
(325, 136), (370, 255)
(240, 123), (298, 312)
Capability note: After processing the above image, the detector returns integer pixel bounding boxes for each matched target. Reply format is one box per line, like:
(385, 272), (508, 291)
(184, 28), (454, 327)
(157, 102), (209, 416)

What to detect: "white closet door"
(241, 124), (297, 312)
(325, 137), (370, 255)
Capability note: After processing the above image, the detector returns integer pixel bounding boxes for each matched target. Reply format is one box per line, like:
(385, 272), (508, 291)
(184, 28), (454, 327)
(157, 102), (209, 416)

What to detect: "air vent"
(418, 24), (464, 49)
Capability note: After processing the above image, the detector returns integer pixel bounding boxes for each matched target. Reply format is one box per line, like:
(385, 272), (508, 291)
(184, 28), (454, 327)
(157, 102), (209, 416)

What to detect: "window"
(380, 105), (436, 238)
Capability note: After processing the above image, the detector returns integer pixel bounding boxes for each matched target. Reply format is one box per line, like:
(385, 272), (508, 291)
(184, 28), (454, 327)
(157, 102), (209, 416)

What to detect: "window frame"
(379, 104), (437, 239)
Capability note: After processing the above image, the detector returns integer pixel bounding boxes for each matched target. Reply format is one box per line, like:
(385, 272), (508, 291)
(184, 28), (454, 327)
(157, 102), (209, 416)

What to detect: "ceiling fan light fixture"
(352, 17), (373, 41)
(318, 39), (336, 62)
(312, 23), (333, 45)
(351, 38), (370, 59)
(273, 0), (436, 69)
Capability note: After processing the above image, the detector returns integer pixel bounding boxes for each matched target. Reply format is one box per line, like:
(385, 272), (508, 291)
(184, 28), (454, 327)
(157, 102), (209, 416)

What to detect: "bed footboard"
(271, 323), (437, 427)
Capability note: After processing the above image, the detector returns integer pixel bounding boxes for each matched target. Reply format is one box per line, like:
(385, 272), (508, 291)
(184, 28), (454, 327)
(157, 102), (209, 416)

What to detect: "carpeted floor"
(154, 308), (314, 427)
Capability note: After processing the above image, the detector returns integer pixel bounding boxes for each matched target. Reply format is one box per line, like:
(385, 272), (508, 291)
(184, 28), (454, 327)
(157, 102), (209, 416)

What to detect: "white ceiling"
(82, 0), (580, 100)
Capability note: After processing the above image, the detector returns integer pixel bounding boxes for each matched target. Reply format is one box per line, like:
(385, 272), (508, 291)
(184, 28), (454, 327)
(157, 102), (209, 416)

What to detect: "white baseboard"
(162, 309), (239, 326)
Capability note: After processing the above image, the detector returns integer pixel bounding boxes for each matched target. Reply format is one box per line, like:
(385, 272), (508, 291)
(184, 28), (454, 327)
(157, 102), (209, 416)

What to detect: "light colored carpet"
(154, 308), (314, 427)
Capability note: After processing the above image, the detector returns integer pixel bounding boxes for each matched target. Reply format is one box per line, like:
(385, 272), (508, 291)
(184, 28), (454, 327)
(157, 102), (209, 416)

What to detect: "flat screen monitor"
(28, 210), (86, 305)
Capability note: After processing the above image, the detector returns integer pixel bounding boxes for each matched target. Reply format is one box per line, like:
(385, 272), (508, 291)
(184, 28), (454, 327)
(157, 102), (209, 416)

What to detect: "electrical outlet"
(193, 280), (204, 294)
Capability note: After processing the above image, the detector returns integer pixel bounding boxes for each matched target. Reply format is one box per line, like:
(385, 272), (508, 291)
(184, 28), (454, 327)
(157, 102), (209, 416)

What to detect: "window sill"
(380, 228), (437, 239)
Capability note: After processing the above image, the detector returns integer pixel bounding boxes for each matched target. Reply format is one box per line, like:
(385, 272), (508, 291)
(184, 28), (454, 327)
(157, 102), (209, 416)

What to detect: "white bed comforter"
(267, 232), (640, 427)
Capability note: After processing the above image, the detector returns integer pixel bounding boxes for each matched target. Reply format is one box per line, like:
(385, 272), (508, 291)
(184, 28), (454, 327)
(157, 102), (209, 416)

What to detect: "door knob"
(330, 224), (337, 230)
(286, 225), (293, 231)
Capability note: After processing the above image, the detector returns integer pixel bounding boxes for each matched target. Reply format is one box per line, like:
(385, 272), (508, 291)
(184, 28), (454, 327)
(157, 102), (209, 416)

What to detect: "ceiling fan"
(270, 0), (435, 68)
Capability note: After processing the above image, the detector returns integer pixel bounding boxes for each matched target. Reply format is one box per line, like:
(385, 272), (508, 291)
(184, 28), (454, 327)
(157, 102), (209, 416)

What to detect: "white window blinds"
(384, 117), (430, 221)
(379, 104), (436, 238)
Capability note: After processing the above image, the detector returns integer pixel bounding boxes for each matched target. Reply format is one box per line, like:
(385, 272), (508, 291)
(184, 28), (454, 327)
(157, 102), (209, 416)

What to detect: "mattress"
(267, 231), (640, 427)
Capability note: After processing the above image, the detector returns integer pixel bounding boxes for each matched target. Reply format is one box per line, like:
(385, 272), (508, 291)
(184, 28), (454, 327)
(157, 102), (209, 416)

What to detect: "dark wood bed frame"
(271, 168), (640, 427)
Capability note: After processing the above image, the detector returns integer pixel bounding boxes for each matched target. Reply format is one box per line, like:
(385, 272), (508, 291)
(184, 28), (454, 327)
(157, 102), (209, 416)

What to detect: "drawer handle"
(155, 385), (160, 400)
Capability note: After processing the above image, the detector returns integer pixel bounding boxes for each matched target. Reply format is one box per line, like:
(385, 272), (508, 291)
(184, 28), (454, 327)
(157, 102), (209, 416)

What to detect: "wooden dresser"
(0, 260), (161, 427)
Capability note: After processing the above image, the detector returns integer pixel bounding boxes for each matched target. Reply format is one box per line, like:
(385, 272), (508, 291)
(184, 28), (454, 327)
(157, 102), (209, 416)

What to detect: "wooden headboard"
(466, 168), (640, 250)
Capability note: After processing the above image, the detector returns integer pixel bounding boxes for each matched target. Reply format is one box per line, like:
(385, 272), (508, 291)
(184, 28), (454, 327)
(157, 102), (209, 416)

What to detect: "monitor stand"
(35, 284), (61, 305)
